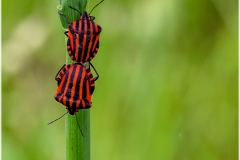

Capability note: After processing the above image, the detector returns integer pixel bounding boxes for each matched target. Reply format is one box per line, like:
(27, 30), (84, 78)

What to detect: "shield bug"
(54, 62), (99, 115)
(58, 0), (104, 63)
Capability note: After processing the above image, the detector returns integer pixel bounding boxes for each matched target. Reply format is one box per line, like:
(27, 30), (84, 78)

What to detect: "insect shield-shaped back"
(60, 9), (102, 63)
(54, 63), (95, 115)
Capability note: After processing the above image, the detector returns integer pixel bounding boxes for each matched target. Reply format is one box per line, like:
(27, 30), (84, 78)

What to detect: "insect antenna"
(75, 113), (84, 137)
(47, 111), (68, 125)
(69, 6), (81, 15)
(89, 0), (104, 15)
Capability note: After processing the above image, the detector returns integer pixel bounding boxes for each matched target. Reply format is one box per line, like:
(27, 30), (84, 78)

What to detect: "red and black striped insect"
(58, 0), (104, 63)
(48, 62), (98, 136)
(54, 62), (99, 115)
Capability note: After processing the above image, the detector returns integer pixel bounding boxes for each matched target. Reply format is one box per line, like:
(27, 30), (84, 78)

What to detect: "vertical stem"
(65, 110), (90, 160)
(57, 0), (90, 160)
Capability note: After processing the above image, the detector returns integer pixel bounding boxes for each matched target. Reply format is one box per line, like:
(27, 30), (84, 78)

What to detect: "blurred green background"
(2, 0), (238, 159)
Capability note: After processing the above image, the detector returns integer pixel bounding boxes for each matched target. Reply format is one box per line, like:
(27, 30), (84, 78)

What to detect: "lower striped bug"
(48, 62), (99, 136)
(54, 62), (98, 113)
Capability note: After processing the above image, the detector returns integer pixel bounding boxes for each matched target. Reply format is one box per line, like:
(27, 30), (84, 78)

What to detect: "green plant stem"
(58, 0), (90, 160)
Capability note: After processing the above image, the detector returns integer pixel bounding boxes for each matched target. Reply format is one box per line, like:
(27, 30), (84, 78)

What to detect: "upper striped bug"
(58, 0), (104, 63)
(54, 62), (99, 115)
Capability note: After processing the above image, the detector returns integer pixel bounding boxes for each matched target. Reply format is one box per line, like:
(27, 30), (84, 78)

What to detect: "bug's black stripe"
(71, 101), (76, 113)
(67, 39), (74, 57)
(69, 24), (74, 34)
(75, 18), (83, 62)
(74, 64), (83, 105)
(88, 20), (94, 61)
(81, 18), (88, 62)
(75, 20), (79, 33)
(82, 68), (87, 105)
(61, 67), (70, 96)
(77, 34), (82, 62)
(91, 32), (100, 53)
(79, 100), (83, 109)
(69, 65), (77, 90)
(74, 34), (79, 61)
(73, 32), (77, 53)
(65, 94), (70, 108)
(65, 100), (70, 112)
(67, 65), (76, 114)
(70, 64), (78, 111)
(78, 17), (85, 62)
(81, 16), (85, 34)
(86, 83), (91, 108)
(55, 92), (62, 101)
(80, 66), (87, 108)
(65, 66), (74, 109)
(87, 15), (91, 35)
(83, 98), (90, 108)
(62, 64), (73, 104)
(85, 22), (97, 58)
(83, 18), (91, 62)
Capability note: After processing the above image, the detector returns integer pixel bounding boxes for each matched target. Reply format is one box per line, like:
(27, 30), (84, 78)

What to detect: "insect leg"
(55, 64), (66, 81)
(58, 11), (70, 24)
(64, 31), (68, 37)
(89, 62), (99, 81)
(75, 113), (84, 137)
